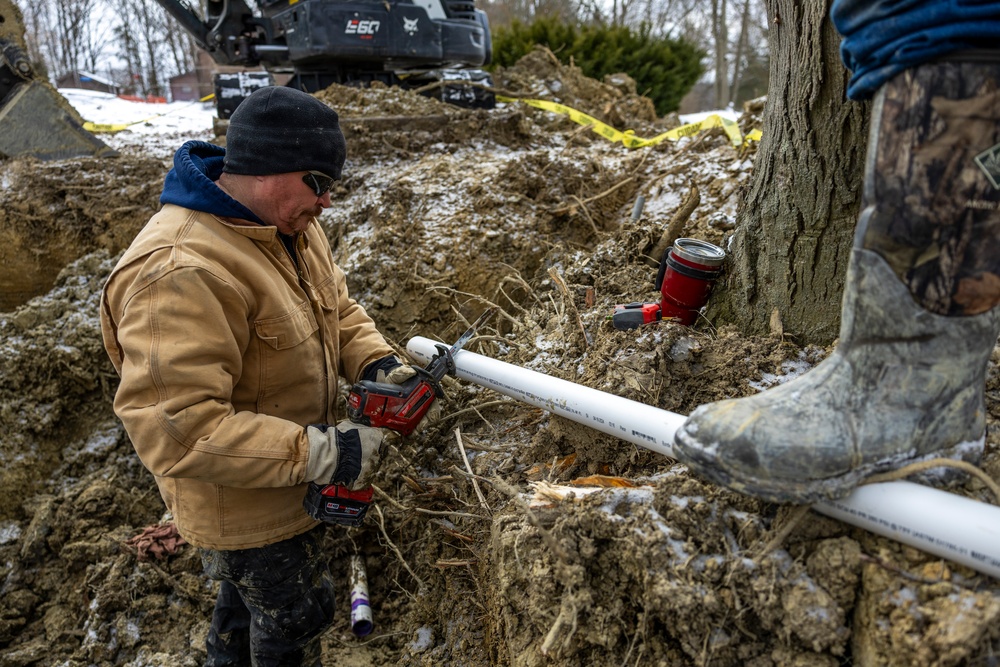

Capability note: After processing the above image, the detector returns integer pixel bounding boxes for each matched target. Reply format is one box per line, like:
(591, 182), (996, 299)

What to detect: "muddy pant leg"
(205, 581), (252, 666)
(201, 526), (335, 667)
(861, 60), (1000, 315)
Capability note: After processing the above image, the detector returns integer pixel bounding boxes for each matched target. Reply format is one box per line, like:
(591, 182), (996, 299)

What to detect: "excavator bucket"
(0, 0), (116, 160)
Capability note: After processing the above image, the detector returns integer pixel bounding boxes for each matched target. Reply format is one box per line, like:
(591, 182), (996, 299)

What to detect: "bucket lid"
(672, 238), (726, 267)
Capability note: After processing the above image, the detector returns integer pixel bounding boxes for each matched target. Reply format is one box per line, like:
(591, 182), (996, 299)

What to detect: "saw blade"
(448, 307), (496, 356)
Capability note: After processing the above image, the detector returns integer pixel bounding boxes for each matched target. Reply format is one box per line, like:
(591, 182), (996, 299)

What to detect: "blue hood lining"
(160, 141), (266, 225)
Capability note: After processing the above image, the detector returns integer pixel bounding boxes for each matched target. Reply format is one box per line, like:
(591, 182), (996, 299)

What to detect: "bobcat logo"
(403, 17), (419, 35)
(974, 142), (1000, 190)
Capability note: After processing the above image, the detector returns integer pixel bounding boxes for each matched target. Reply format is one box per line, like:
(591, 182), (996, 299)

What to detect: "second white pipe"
(407, 336), (1000, 580)
(349, 554), (373, 637)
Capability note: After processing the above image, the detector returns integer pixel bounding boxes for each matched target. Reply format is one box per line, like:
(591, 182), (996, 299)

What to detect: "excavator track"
(0, 0), (116, 161)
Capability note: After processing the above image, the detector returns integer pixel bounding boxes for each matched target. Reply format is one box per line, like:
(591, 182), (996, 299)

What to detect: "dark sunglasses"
(302, 170), (335, 197)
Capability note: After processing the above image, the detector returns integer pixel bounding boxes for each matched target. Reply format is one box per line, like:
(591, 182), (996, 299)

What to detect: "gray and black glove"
(305, 421), (388, 490)
(363, 354), (418, 384)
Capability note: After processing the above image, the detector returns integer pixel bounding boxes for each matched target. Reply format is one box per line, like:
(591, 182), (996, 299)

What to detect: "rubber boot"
(673, 59), (1000, 504)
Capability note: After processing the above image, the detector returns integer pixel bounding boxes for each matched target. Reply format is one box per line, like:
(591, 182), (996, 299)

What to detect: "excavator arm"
(0, 0), (116, 160)
(155, 0), (282, 67)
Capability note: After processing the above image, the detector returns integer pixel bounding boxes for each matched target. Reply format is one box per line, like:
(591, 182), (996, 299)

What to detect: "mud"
(2, 48), (1000, 667)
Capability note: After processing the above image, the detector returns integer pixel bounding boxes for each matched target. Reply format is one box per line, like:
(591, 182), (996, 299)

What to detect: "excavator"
(0, 0), (492, 160)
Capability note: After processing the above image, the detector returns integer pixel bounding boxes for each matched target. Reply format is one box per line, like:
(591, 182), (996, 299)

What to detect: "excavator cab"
(155, 0), (496, 110)
(0, 0), (116, 161)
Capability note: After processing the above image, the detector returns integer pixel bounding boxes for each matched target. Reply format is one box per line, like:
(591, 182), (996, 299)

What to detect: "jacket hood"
(160, 140), (265, 225)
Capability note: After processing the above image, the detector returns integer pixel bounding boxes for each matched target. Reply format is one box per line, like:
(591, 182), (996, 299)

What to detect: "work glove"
(363, 354), (416, 384)
(305, 421), (389, 490)
(376, 362), (417, 384)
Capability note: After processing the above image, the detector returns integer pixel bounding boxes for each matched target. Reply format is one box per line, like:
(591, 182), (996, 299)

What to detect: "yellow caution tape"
(83, 93), (216, 134)
(498, 95), (760, 149)
(82, 122), (132, 133)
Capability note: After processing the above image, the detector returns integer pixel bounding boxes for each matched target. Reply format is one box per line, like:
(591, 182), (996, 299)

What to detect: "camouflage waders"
(673, 59), (1000, 504)
(202, 526), (334, 667)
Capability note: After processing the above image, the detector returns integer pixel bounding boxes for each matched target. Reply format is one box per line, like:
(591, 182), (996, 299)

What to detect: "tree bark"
(708, 0), (869, 345)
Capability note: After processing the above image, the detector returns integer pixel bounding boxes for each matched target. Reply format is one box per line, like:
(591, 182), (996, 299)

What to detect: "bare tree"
(15, 0), (114, 80)
(15, 0), (54, 77)
(603, 0), (641, 26)
(605, 0), (770, 110)
(711, 0), (728, 108)
(110, 0), (143, 93)
(635, 0), (701, 39)
(52, 0), (99, 75)
(17, 0), (770, 110)
(727, 0), (752, 101)
(108, 0), (180, 97)
(82, 4), (116, 73)
(481, 0), (577, 26)
(163, 14), (196, 79)
(136, 0), (164, 96)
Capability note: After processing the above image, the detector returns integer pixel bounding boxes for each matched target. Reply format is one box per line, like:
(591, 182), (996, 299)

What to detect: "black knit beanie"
(223, 86), (347, 179)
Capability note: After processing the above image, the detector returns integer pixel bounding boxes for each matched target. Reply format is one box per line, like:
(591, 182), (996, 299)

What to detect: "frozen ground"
(0, 54), (997, 667)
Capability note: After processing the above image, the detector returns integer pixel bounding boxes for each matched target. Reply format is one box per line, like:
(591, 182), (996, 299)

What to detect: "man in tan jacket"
(101, 86), (415, 666)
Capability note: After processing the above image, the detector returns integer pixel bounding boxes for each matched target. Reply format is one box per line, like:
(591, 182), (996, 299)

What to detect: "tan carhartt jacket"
(101, 204), (394, 549)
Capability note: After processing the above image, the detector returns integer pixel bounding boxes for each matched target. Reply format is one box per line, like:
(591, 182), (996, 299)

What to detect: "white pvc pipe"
(408, 337), (685, 458)
(407, 336), (1000, 579)
(813, 482), (1000, 577)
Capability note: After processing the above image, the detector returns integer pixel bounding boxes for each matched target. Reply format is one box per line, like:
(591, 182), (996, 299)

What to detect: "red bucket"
(656, 238), (726, 325)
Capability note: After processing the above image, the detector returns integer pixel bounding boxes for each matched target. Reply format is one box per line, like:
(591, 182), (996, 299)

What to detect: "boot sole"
(674, 431), (985, 505)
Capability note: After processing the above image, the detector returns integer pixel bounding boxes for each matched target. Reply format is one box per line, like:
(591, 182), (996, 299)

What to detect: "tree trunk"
(712, 0), (729, 109)
(708, 0), (869, 345)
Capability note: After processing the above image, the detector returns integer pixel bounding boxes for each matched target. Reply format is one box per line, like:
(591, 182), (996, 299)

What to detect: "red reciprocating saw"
(304, 307), (496, 526)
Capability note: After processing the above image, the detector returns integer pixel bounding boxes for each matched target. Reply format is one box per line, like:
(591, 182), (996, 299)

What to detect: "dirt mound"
(2, 51), (1000, 667)
(493, 46), (660, 133)
(0, 155), (164, 311)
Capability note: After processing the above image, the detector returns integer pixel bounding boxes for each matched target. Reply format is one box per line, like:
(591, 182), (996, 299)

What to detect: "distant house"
(169, 70), (200, 102)
(56, 71), (118, 95)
